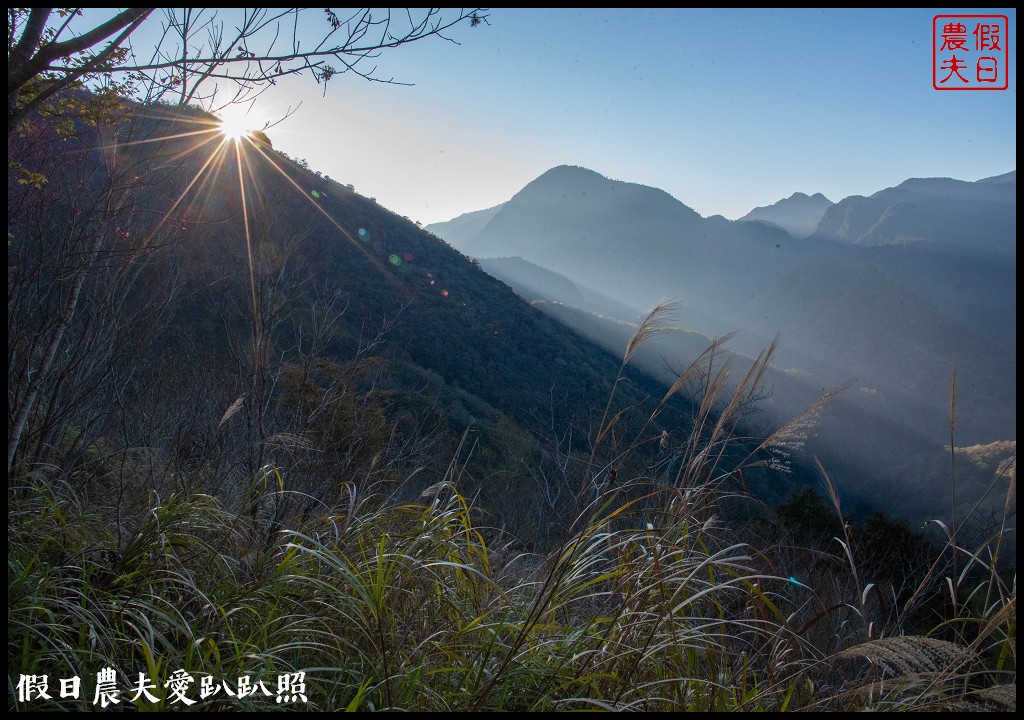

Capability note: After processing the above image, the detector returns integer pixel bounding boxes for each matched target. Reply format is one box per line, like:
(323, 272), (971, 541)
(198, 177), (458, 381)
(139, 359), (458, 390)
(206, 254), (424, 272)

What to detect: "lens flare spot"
(358, 228), (370, 241)
(429, 279), (435, 285)
(403, 252), (414, 262)
(311, 189), (321, 199)
(426, 272), (433, 278)
(442, 290), (449, 297)
(389, 254), (401, 266)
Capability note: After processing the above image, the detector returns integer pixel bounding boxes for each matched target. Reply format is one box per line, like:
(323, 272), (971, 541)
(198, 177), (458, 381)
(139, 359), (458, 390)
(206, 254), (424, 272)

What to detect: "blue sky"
(92, 9), (1021, 224)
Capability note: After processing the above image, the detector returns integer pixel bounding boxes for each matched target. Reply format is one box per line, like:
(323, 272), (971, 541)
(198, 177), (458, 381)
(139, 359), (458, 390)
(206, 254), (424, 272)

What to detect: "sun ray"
(95, 126), (221, 150)
(105, 106), (425, 324)
(241, 136), (414, 300)
(233, 138), (262, 366)
(128, 134), (231, 256)
(55, 118), (224, 170)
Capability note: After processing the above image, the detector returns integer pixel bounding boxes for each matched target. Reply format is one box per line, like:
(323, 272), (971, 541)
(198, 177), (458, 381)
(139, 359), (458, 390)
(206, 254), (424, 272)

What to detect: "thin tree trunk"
(7, 255), (90, 472)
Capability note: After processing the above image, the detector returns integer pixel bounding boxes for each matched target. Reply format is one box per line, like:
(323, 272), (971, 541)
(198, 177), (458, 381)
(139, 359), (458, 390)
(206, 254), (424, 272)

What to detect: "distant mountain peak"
(510, 165), (703, 222)
(739, 191), (834, 238)
(523, 164), (617, 192)
(540, 164), (606, 178)
(522, 165), (623, 193)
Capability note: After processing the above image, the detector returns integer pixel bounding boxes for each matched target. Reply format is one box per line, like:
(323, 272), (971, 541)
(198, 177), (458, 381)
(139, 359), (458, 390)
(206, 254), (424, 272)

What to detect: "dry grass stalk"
(623, 298), (681, 365)
(219, 395), (245, 426)
(836, 635), (975, 676)
(955, 683), (1017, 712)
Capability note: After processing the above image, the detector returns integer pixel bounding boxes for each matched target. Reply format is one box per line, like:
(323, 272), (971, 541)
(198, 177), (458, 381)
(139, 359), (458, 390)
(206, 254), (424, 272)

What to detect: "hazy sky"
(118, 9), (1020, 223)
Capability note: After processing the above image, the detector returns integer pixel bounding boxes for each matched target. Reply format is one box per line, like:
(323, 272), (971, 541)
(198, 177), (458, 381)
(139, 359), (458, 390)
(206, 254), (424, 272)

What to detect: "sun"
(218, 115), (251, 142)
(213, 104), (276, 146)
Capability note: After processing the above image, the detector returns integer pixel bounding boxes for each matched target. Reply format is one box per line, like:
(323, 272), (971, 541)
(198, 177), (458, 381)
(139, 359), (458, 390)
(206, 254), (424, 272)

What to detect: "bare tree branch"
(8, 8), (489, 134)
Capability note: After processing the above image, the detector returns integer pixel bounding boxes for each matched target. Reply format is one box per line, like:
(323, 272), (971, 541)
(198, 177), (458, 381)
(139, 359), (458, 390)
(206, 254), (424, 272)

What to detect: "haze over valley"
(428, 165), (1017, 523)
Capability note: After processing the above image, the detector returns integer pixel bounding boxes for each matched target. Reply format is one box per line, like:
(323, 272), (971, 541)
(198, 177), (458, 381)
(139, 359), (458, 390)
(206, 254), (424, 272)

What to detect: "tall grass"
(8, 304), (1015, 711)
(8, 478), (786, 709)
